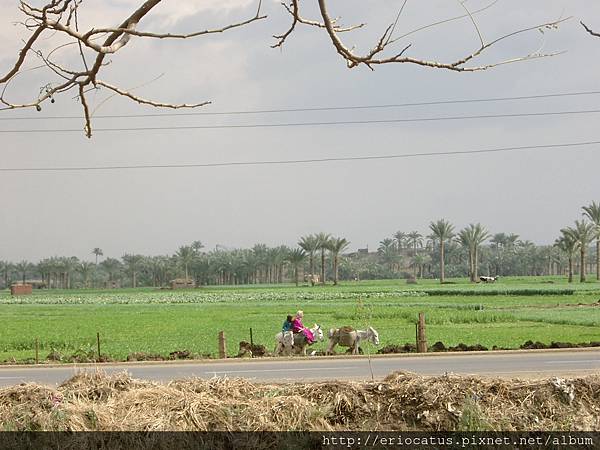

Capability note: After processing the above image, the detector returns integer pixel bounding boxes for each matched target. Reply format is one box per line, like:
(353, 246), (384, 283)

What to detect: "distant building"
(170, 278), (195, 289)
(11, 284), (33, 296)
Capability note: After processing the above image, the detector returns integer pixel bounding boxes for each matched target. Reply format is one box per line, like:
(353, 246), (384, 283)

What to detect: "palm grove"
(1, 202), (598, 289)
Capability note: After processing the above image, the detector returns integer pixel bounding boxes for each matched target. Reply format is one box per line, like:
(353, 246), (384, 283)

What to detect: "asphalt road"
(0, 349), (599, 387)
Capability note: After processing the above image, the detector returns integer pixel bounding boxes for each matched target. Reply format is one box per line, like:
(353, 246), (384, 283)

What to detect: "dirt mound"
(520, 340), (600, 350)
(430, 341), (446, 352)
(237, 342), (270, 358)
(0, 371), (598, 433)
(377, 342), (489, 354)
(169, 350), (191, 360)
(448, 343), (489, 352)
(377, 344), (416, 354)
(127, 352), (165, 361)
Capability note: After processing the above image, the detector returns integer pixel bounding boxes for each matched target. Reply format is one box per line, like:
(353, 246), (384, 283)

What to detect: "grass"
(0, 276), (599, 361)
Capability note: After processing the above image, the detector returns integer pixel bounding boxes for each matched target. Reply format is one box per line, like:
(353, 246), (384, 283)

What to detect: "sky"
(1, 0), (599, 262)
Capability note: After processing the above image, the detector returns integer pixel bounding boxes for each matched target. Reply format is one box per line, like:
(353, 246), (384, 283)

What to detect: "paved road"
(0, 349), (599, 386)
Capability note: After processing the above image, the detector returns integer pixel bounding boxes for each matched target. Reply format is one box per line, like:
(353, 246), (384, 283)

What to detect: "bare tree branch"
(0, 1), (570, 138)
(582, 21), (600, 38)
(276, 0), (568, 71)
(1, 0), (266, 137)
(272, 0), (364, 49)
(96, 80), (210, 110)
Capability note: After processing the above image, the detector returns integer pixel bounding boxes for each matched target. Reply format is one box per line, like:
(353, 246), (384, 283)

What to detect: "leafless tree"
(0, 0), (266, 137)
(1, 0), (568, 138)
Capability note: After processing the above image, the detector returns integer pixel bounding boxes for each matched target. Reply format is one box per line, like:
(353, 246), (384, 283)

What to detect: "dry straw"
(0, 370), (598, 432)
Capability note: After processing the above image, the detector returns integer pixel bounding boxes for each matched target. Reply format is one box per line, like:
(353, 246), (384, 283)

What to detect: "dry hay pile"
(0, 371), (599, 432)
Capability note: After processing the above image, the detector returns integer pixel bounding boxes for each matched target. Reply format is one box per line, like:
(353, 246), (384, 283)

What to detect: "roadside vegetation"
(1, 371), (598, 432)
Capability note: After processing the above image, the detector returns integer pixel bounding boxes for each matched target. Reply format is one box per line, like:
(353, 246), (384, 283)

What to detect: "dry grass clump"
(59, 371), (147, 402)
(0, 370), (598, 432)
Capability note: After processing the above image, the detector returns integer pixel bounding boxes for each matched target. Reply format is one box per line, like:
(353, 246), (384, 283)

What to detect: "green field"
(0, 277), (599, 362)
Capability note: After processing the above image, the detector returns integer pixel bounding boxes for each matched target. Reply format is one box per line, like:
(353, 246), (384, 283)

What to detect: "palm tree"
(490, 233), (507, 275)
(251, 244), (268, 283)
(555, 233), (577, 283)
(92, 248), (103, 265)
(583, 201), (600, 281)
(393, 231), (407, 252)
(100, 258), (122, 286)
(411, 254), (430, 279)
(191, 241), (204, 253)
(378, 238), (395, 253)
(0, 261), (13, 288)
(457, 223), (490, 282)
(77, 261), (95, 288)
(378, 238), (399, 272)
(286, 248), (306, 286)
(59, 257), (79, 289)
(298, 235), (320, 283)
(315, 232), (332, 285)
(429, 219), (455, 283)
(122, 254), (143, 288)
(563, 220), (596, 282)
(327, 237), (351, 285)
(176, 245), (195, 280)
(407, 231), (423, 256)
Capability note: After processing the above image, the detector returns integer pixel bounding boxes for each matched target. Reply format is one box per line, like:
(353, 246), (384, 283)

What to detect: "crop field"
(0, 277), (599, 362)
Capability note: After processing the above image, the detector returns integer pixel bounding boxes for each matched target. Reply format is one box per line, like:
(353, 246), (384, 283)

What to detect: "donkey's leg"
(352, 338), (360, 355)
(326, 340), (336, 355)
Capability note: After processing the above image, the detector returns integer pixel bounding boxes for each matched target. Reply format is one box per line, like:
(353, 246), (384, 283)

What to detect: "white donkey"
(326, 326), (380, 355)
(274, 324), (323, 356)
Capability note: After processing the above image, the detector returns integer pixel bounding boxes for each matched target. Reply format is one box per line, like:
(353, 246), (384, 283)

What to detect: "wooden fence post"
(96, 332), (101, 359)
(417, 313), (428, 353)
(249, 328), (253, 347)
(35, 338), (39, 364)
(218, 331), (227, 359)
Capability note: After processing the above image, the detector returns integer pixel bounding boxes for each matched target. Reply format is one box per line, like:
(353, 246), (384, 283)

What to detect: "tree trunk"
(474, 247), (479, 281)
(580, 248), (586, 283)
(440, 241), (445, 284)
(333, 254), (339, 285)
(597, 238), (599, 281)
(321, 249), (326, 285)
(468, 249), (474, 282)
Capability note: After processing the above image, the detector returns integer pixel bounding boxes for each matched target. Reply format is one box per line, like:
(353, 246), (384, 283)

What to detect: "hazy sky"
(1, 0), (599, 262)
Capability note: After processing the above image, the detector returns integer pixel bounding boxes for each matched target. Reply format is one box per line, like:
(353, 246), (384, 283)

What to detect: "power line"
(1, 108), (600, 133)
(1, 89), (600, 121)
(1, 139), (598, 172)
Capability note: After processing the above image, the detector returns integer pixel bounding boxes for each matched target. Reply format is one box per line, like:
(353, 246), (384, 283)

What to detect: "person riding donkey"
(282, 315), (294, 333)
(292, 310), (314, 344)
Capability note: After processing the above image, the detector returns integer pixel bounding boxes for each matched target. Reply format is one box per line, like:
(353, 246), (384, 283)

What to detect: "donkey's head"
(313, 324), (324, 342)
(369, 326), (380, 345)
